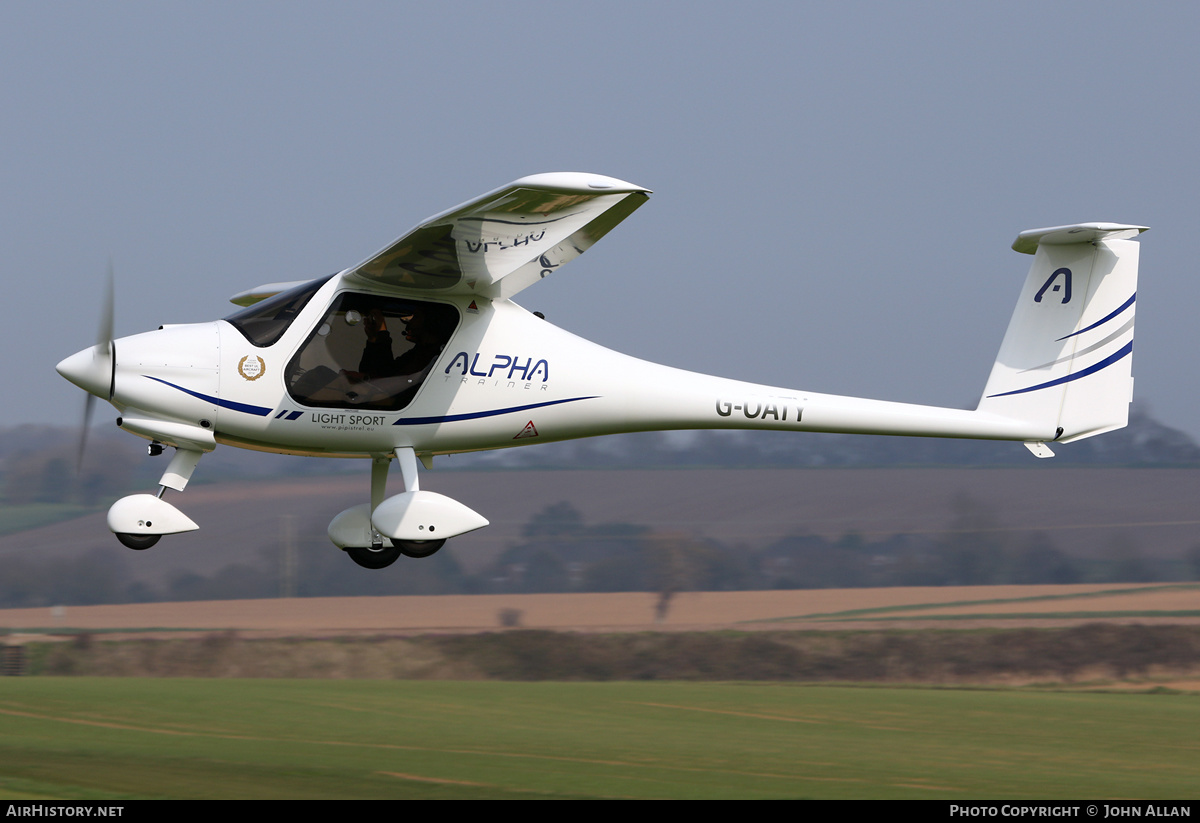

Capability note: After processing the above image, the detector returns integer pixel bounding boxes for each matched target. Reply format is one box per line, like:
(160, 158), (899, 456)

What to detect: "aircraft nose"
(56, 344), (112, 399)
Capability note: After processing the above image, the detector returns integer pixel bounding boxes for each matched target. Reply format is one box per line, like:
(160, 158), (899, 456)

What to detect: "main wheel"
(116, 532), (160, 551)
(396, 539), (446, 558)
(346, 544), (402, 569)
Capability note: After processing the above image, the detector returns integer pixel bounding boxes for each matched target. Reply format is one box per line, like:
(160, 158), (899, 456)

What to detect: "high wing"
(343, 172), (650, 299)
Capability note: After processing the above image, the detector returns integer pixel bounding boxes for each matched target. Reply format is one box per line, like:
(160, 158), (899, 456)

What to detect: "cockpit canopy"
(285, 292), (459, 412)
(224, 275), (333, 348)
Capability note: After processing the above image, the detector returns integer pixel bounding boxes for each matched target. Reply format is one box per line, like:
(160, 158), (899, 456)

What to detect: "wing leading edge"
(343, 172), (650, 299)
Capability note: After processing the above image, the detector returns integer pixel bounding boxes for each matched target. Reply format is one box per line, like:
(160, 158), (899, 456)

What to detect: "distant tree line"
(3, 498), (1200, 609)
(3, 402), (1200, 511)
(471, 499), (1200, 593)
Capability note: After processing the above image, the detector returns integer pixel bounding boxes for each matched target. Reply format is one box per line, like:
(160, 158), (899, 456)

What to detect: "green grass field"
(1, 679), (1197, 799)
(0, 503), (94, 537)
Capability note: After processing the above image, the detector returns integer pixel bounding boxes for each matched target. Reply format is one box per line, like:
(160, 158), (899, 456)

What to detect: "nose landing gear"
(107, 446), (204, 550)
(116, 532), (161, 551)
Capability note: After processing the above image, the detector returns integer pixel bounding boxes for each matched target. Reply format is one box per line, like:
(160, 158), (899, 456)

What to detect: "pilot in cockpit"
(347, 308), (444, 383)
(290, 303), (453, 411)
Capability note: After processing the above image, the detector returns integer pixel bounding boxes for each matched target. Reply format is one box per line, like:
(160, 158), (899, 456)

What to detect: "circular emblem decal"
(238, 355), (266, 381)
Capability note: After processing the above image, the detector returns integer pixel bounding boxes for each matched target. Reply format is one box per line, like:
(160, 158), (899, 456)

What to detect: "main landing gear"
(344, 539), (447, 569)
(345, 544), (402, 569)
(327, 447), (485, 569)
(108, 443), (483, 570)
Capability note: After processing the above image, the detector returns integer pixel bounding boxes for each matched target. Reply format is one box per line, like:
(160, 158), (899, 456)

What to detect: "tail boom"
(416, 222), (1147, 457)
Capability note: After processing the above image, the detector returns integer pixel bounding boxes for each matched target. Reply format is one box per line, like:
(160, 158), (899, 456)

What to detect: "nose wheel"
(116, 532), (161, 551)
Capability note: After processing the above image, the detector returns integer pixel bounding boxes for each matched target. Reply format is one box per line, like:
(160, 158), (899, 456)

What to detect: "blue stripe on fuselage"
(392, 397), (598, 425)
(144, 376), (273, 416)
(146, 376), (597, 425)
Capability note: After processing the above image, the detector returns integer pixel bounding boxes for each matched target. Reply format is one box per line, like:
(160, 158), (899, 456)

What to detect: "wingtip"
(510, 172), (651, 195)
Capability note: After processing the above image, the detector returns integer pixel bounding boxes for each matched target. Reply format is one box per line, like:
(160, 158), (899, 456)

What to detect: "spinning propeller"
(58, 262), (116, 467)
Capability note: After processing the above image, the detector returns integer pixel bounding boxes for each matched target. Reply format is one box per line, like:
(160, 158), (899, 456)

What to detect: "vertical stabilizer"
(978, 223), (1147, 444)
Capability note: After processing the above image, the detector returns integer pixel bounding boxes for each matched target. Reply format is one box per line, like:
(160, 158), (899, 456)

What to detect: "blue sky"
(6, 1), (1199, 442)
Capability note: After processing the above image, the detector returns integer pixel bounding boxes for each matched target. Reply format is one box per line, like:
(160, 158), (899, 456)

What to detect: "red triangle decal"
(514, 420), (539, 439)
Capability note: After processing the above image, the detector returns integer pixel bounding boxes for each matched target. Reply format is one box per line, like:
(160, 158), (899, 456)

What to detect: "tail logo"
(1034, 268), (1072, 304)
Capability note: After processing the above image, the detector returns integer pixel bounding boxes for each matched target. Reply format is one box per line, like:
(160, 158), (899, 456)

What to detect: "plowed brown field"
(2, 583), (1196, 637)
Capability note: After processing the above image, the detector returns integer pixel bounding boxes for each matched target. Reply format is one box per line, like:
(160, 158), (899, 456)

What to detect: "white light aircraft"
(57, 173), (1147, 568)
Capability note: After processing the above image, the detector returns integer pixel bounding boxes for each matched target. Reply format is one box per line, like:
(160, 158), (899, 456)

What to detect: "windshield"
(224, 275), (333, 347)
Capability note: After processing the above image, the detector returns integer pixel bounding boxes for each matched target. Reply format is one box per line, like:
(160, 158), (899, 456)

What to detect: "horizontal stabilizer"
(1012, 223), (1148, 255)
